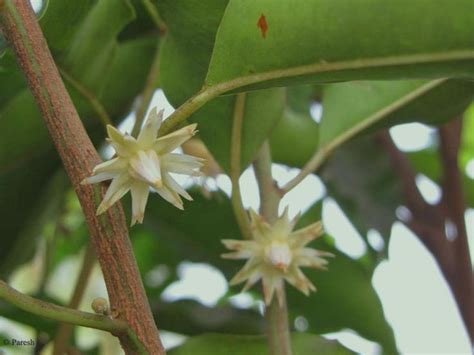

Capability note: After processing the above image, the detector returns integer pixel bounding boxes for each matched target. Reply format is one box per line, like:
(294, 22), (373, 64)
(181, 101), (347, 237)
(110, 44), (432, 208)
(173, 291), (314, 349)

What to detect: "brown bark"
(0, 1), (164, 353)
(378, 119), (474, 344)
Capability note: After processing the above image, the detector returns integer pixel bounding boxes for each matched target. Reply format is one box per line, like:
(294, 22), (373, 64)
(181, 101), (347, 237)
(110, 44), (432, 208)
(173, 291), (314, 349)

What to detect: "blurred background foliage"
(1, 0), (474, 354)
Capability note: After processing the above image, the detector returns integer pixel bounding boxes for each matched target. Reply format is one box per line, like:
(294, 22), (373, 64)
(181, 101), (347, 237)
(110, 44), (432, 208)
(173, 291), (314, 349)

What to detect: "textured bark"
(379, 120), (474, 344)
(0, 1), (164, 353)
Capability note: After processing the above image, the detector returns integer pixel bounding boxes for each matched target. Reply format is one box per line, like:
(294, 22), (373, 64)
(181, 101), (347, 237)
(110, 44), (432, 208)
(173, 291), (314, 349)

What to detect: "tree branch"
(0, 280), (125, 333)
(0, 1), (163, 353)
(378, 124), (474, 344)
(438, 118), (474, 342)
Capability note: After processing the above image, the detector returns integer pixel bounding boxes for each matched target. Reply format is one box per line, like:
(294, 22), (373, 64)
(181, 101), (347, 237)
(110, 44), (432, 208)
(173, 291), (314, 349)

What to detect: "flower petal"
(288, 221), (324, 248)
(106, 126), (137, 157)
(155, 184), (184, 210)
(161, 153), (204, 176)
(229, 258), (260, 286)
(162, 172), (192, 201)
(137, 107), (163, 148)
(296, 248), (334, 269)
(92, 157), (127, 175)
(96, 174), (132, 215)
(82, 172), (116, 185)
(153, 123), (197, 154)
(130, 182), (150, 226)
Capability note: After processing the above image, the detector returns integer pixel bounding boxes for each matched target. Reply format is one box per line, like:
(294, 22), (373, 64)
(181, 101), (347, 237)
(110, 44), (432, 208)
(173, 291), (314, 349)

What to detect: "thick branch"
(0, 1), (163, 353)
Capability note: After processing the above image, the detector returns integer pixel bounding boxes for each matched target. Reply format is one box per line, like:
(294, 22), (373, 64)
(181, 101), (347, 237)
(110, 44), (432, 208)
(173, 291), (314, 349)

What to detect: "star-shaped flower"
(222, 209), (333, 305)
(82, 107), (203, 225)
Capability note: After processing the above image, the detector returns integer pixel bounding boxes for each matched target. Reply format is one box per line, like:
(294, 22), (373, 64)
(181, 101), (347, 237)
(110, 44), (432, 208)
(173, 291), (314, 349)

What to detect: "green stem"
(230, 93), (252, 240)
(0, 280), (124, 333)
(253, 142), (292, 355)
(280, 79), (445, 195)
(59, 66), (112, 128)
(141, 0), (167, 33)
(132, 42), (161, 137)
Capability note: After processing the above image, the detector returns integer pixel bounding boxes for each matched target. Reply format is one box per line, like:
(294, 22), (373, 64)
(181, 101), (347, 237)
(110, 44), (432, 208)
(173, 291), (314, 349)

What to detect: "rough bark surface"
(0, 1), (164, 353)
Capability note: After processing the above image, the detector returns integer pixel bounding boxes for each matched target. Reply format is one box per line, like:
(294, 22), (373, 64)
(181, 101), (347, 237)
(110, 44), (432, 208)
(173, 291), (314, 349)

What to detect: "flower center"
(129, 150), (162, 189)
(265, 242), (292, 272)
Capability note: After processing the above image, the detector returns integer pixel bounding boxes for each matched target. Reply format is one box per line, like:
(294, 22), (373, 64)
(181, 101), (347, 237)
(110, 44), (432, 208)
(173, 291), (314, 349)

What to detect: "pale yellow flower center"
(265, 242), (292, 272)
(129, 149), (162, 189)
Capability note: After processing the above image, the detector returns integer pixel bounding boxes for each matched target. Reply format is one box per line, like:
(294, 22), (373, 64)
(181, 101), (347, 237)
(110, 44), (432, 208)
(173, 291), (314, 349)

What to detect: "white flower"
(222, 208), (333, 305)
(82, 107), (203, 225)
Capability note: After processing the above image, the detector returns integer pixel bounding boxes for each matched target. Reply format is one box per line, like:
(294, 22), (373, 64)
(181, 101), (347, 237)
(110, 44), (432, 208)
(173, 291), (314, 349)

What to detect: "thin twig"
(59, 66), (112, 128)
(53, 243), (96, 355)
(131, 42), (160, 137)
(0, 280), (125, 333)
(230, 93), (252, 240)
(141, 0), (167, 34)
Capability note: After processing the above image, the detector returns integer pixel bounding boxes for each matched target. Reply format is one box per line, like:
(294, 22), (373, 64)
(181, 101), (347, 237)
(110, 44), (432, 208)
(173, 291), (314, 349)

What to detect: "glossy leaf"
(207, 0), (474, 91)
(158, 0), (284, 171)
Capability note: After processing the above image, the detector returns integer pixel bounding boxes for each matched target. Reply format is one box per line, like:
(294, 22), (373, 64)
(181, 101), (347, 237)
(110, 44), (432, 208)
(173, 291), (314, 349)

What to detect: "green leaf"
(158, 0), (284, 171)
(168, 333), (354, 355)
(206, 0), (474, 91)
(271, 80), (473, 171)
(320, 80), (474, 149)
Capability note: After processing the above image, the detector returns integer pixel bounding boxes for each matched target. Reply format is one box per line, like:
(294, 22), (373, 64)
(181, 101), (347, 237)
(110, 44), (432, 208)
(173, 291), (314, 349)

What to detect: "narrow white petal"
(137, 108), (163, 148)
(161, 153), (204, 175)
(92, 157), (126, 175)
(129, 150), (162, 189)
(130, 182), (150, 226)
(153, 123), (197, 154)
(96, 174), (132, 215)
(82, 172), (116, 185)
(106, 125), (137, 157)
(155, 184), (183, 210)
(289, 221), (324, 248)
(162, 173), (192, 201)
(262, 274), (277, 305)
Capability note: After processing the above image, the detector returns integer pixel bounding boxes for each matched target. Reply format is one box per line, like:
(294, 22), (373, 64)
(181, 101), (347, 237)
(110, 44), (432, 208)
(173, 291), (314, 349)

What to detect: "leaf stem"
(141, 0), (167, 34)
(0, 280), (125, 333)
(132, 41), (160, 137)
(280, 79), (445, 194)
(230, 93), (252, 240)
(59, 66), (112, 128)
(253, 142), (292, 355)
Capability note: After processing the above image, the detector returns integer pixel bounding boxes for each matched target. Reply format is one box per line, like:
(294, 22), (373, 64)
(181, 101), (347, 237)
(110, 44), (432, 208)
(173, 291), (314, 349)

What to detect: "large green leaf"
(206, 0), (474, 91)
(169, 333), (353, 355)
(157, 0), (284, 171)
(0, 0), (157, 274)
(320, 80), (474, 149)
(137, 190), (396, 352)
(270, 80), (473, 172)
